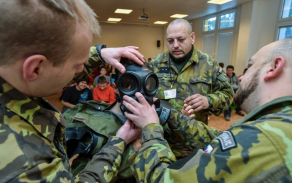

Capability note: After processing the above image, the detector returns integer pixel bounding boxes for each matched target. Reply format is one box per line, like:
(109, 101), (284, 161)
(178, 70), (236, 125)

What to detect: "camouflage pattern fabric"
(0, 46), (128, 182)
(63, 100), (137, 181)
(0, 77), (74, 182)
(150, 49), (234, 124)
(134, 96), (292, 182)
(75, 136), (127, 183)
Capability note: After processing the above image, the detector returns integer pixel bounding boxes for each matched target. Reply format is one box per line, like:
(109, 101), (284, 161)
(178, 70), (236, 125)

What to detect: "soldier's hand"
(123, 92), (159, 129)
(181, 104), (195, 118)
(184, 94), (209, 112)
(101, 46), (144, 74)
(116, 120), (142, 145)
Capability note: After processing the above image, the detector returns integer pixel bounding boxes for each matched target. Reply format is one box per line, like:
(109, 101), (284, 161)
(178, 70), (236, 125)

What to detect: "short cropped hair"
(226, 65), (234, 70)
(99, 66), (107, 72)
(219, 62), (224, 68)
(77, 77), (89, 85)
(0, 0), (100, 66)
(98, 76), (107, 84)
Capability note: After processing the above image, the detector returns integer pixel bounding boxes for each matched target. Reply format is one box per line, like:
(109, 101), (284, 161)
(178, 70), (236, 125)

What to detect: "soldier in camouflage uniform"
(123, 39), (292, 182)
(150, 18), (234, 158)
(0, 0), (144, 182)
(150, 19), (234, 125)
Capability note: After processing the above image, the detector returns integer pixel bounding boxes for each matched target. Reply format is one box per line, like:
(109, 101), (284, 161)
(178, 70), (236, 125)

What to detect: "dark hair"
(77, 77), (89, 84)
(98, 76), (107, 84)
(99, 66), (107, 72)
(219, 62), (224, 68)
(226, 65), (234, 70)
(243, 67), (248, 74)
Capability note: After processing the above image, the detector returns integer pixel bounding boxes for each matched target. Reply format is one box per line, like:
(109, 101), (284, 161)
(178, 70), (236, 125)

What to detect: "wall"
(233, 1), (253, 74)
(92, 0), (283, 75)
(246, 0), (281, 59)
(190, 0), (282, 75)
(193, 18), (203, 50)
(92, 24), (165, 60)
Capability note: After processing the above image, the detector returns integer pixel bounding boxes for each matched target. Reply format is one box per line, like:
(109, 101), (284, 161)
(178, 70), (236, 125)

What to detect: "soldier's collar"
(0, 77), (66, 142)
(232, 96), (292, 127)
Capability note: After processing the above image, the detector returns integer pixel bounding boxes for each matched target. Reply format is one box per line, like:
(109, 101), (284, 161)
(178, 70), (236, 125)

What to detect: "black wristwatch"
(95, 44), (107, 63)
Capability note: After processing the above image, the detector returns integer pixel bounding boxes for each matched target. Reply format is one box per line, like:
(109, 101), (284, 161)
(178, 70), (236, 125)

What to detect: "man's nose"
(173, 40), (179, 48)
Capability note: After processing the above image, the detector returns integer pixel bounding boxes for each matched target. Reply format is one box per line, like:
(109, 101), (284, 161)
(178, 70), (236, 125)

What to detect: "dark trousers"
(224, 105), (242, 117)
(224, 88), (241, 117)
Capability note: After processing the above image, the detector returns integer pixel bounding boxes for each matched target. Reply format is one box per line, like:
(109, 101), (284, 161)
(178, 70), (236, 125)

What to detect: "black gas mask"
(116, 58), (171, 125)
(117, 61), (158, 112)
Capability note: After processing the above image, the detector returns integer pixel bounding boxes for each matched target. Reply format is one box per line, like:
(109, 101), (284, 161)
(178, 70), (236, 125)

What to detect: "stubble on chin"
(234, 72), (259, 113)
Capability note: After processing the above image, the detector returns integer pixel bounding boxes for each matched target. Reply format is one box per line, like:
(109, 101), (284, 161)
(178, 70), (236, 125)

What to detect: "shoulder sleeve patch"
(216, 131), (237, 151)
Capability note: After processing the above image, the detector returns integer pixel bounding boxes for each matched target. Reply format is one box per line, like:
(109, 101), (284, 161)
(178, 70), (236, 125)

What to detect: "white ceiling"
(85, 0), (253, 27)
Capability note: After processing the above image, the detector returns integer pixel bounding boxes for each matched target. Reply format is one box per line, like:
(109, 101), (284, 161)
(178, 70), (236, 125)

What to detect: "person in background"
(218, 62), (225, 73)
(61, 77), (93, 113)
(93, 76), (116, 104)
(147, 57), (152, 63)
(123, 38), (292, 183)
(94, 66), (110, 86)
(0, 0), (145, 182)
(88, 73), (94, 89)
(224, 65), (245, 121)
(239, 67), (248, 80)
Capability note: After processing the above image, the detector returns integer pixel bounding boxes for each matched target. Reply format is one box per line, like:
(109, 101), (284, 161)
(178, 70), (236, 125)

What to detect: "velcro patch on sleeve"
(217, 131), (237, 151)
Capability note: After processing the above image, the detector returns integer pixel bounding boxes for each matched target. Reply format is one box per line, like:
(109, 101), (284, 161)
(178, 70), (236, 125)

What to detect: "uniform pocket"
(189, 76), (211, 95)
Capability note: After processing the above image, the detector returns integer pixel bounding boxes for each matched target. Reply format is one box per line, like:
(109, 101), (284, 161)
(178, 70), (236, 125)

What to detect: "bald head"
(166, 19), (195, 59)
(235, 38), (292, 113)
(167, 19), (192, 34)
(265, 38), (292, 65)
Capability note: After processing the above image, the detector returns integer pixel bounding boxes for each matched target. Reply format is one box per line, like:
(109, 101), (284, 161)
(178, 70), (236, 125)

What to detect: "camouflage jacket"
(134, 96), (292, 182)
(0, 46), (128, 182)
(150, 49), (234, 123)
(0, 77), (127, 182)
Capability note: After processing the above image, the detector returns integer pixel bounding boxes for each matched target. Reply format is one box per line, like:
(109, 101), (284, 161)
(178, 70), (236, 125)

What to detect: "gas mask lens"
(145, 75), (157, 93)
(120, 74), (138, 92)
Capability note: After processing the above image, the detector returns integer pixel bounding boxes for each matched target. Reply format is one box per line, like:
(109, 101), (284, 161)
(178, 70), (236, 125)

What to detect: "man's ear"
(23, 55), (47, 82)
(264, 56), (285, 81)
(191, 32), (196, 44)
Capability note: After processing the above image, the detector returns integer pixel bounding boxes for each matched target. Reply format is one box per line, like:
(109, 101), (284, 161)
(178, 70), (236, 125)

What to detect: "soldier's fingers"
(194, 105), (203, 112)
(124, 119), (132, 128)
(122, 47), (144, 65)
(123, 95), (140, 108)
(124, 112), (138, 123)
(187, 108), (194, 114)
(123, 100), (139, 115)
(184, 94), (199, 103)
(191, 102), (201, 110)
(186, 105), (192, 111)
(187, 97), (200, 106)
(135, 92), (149, 106)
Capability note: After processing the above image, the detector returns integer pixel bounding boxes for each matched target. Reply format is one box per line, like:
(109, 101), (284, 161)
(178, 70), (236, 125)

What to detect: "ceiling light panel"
(108, 18), (122, 22)
(170, 14), (188, 18)
(115, 9), (133, 14)
(207, 0), (233, 5)
(154, 21), (168, 24)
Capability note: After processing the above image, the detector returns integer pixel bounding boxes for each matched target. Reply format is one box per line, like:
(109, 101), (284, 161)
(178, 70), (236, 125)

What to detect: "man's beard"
(234, 71), (259, 112)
